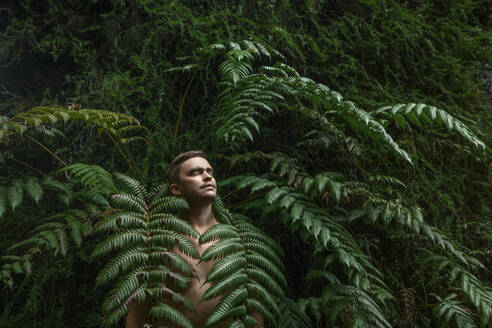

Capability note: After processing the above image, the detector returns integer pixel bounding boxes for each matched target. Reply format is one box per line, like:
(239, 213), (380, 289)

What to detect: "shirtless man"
(125, 150), (227, 327)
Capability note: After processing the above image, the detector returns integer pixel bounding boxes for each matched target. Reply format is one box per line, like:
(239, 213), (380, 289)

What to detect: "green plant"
(92, 173), (286, 327)
(1, 1), (490, 326)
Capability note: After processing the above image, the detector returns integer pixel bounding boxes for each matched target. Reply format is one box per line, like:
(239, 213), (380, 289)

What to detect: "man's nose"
(203, 171), (213, 180)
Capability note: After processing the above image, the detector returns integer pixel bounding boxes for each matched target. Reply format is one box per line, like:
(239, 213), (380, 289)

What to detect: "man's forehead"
(180, 157), (213, 172)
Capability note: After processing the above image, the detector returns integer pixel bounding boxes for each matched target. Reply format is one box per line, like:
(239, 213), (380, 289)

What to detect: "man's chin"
(187, 193), (216, 203)
(205, 193), (217, 201)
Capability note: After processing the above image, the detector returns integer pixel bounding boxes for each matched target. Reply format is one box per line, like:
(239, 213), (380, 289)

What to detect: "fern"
(424, 252), (492, 324)
(336, 101), (413, 163)
(432, 293), (478, 328)
(211, 44), (415, 163)
(199, 208), (286, 327)
(92, 174), (198, 327)
(0, 177), (44, 217)
(0, 166), (115, 286)
(228, 173), (391, 327)
(298, 283), (391, 328)
(58, 164), (116, 196)
(277, 297), (313, 328)
(0, 207), (94, 287)
(91, 174), (286, 327)
(373, 103), (485, 151)
(0, 105), (147, 143)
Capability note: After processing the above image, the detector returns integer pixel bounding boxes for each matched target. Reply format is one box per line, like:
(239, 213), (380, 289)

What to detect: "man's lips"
(201, 184), (215, 189)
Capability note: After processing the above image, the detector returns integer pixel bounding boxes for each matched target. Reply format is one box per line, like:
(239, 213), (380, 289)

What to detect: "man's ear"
(170, 183), (182, 196)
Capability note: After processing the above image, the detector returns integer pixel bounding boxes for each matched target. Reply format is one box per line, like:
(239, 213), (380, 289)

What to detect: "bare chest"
(173, 238), (222, 327)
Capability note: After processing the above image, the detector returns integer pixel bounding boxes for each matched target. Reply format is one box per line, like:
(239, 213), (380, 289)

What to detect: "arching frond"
(113, 172), (147, 201)
(337, 101), (413, 164)
(0, 106), (147, 143)
(374, 103), (485, 151)
(149, 302), (194, 328)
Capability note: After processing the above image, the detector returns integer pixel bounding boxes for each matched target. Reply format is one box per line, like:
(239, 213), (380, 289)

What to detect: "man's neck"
(187, 202), (217, 235)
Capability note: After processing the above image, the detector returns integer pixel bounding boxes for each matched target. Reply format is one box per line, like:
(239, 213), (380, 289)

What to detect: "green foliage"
(0, 177), (43, 217)
(0, 166), (113, 288)
(0, 0), (490, 327)
(92, 174), (197, 327)
(432, 294), (477, 328)
(92, 175), (286, 327)
(59, 164), (117, 197)
(0, 106), (146, 144)
(200, 209), (286, 327)
(373, 103), (485, 151)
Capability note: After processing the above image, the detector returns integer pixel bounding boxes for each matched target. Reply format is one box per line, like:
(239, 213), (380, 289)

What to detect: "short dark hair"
(167, 150), (207, 184)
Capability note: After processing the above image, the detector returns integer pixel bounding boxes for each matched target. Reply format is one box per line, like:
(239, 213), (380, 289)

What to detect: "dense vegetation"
(1, 0), (491, 327)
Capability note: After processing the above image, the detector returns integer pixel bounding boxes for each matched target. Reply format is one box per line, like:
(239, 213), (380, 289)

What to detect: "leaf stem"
(26, 134), (68, 167)
(174, 71), (197, 139)
(104, 131), (143, 183)
(9, 157), (47, 176)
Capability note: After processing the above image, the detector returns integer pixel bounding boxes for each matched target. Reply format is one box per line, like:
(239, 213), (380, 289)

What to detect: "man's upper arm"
(125, 298), (150, 328)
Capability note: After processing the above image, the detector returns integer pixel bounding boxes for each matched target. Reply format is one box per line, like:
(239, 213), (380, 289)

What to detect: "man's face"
(171, 157), (217, 204)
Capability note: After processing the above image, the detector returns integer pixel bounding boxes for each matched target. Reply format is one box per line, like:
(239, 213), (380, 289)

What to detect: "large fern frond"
(0, 106), (147, 143)
(199, 207), (286, 328)
(92, 174), (199, 327)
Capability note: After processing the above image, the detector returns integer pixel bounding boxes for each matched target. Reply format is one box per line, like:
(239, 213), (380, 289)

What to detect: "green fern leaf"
(23, 177), (43, 203)
(111, 193), (146, 213)
(247, 267), (284, 297)
(205, 288), (248, 327)
(206, 304), (247, 327)
(7, 180), (23, 210)
(246, 297), (276, 327)
(152, 230), (200, 259)
(206, 253), (248, 283)
(199, 224), (239, 244)
(149, 213), (199, 238)
(247, 281), (281, 318)
(96, 247), (148, 286)
(149, 302), (193, 328)
(157, 250), (195, 276)
(113, 173), (146, 200)
(92, 231), (147, 258)
(200, 238), (243, 262)
(202, 270), (248, 301)
(95, 211), (146, 232)
(150, 196), (189, 213)
(244, 242), (284, 270)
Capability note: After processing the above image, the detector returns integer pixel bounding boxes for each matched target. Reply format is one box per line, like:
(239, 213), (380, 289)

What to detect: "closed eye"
(188, 167), (214, 176)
